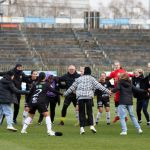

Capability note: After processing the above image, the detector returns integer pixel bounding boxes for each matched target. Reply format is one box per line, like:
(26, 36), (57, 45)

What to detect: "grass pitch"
(0, 97), (150, 150)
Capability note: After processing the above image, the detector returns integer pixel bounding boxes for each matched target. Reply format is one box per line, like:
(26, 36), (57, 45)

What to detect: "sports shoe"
(58, 121), (64, 126)
(120, 131), (127, 135)
(107, 122), (110, 125)
(138, 120), (142, 124)
(90, 126), (97, 133)
(7, 126), (17, 132)
(138, 129), (143, 134)
(112, 116), (120, 123)
(21, 129), (27, 134)
(48, 130), (55, 136)
(80, 127), (85, 135)
(147, 121), (150, 125)
(38, 122), (42, 125)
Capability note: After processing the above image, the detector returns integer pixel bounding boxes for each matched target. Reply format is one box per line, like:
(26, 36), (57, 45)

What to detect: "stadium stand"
(0, 26), (150, 74)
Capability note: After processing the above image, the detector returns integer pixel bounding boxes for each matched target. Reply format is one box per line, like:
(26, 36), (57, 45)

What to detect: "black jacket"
(0, 68), (30, 90)
(27, 81), (62, 105)
(144, 74), (150, 97)
(59, 72), (80, 90)
(112, 79), (145, 105)
(0, 75), (28, 104)
(132, 75), (149, 99)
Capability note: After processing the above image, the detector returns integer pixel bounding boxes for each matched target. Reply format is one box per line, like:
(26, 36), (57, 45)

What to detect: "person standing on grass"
(132, 69), (150, 125)
(38, 74), (61, 124)
(106, 61), (128, 123)
(0, 71), (28, 131)
(111, 73), (145, 135)
(0, 64), (30, 124)
(22, 70), (38, 125)
(58, 65), (80, 125)
(95, 72), (113, 125)
(64, 67), (111, 135)
(21, 72), (63, 136)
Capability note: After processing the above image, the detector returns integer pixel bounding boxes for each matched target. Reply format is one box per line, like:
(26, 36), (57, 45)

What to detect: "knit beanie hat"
(84, 67), (91, 75)
(7, 71), (15, 77)
(15, 64), (22, 68)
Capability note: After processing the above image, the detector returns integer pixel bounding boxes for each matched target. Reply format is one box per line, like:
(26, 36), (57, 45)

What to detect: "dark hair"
(31, 70), (37, 75)
(7, 71), (14, 77)
(38, 72), (46, 82)
(15, 64), (22, 68)
(84, 67), (91, 75)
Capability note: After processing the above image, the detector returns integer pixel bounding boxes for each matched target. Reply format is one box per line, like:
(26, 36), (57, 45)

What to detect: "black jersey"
(95, 81), (113, 101)
(28, 81), (62, 104)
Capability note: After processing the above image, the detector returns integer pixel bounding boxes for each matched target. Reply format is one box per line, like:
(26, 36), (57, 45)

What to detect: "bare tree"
(108, 0), (148, 19)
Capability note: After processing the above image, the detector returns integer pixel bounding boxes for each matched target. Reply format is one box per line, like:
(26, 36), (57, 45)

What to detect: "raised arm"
(9, 82), (29, 95)
(93, 78), (111, 94)
(64, 81), (77, 96)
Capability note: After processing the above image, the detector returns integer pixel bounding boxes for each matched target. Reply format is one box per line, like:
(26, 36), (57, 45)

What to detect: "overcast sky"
(90, 0), (149, 10)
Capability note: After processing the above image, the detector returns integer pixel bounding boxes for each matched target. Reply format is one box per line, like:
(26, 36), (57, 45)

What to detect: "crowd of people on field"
(0, 61), (150, 136)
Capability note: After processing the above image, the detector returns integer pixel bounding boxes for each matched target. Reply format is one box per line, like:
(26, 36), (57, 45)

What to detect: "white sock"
(92, 113), (95, 125)
(22, 111), (28, 124)
(45, 116), (52, 133)
(23, 111), (28, 118)
(106, 112), (110, 123)
(95, 112), (102, 122)
(22, 117), (32, 130)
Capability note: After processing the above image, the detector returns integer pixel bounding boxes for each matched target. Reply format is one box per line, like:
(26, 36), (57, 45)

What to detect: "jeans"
(0, 104), (13, 127)
(118, 105), (141, 132)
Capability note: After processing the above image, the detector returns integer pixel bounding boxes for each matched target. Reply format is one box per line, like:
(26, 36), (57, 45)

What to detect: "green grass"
(0, 97), (150, 150)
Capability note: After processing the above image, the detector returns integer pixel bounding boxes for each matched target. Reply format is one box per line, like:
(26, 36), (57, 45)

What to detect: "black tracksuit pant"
(136, 98), (150, 122)
(61, 94), (77, 117)
(78, 99), (93, 127)
(13, 94), (21, 122)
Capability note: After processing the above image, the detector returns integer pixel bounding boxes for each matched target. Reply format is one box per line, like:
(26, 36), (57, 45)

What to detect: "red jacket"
(107, 68), (126, 102)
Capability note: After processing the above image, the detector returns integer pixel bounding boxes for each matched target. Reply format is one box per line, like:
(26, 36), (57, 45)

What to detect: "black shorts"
(97, 99), (110, 108)
(64, 93), (77, 107)
(29, 102), (48, 114)
(24, 102), (29, 108)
